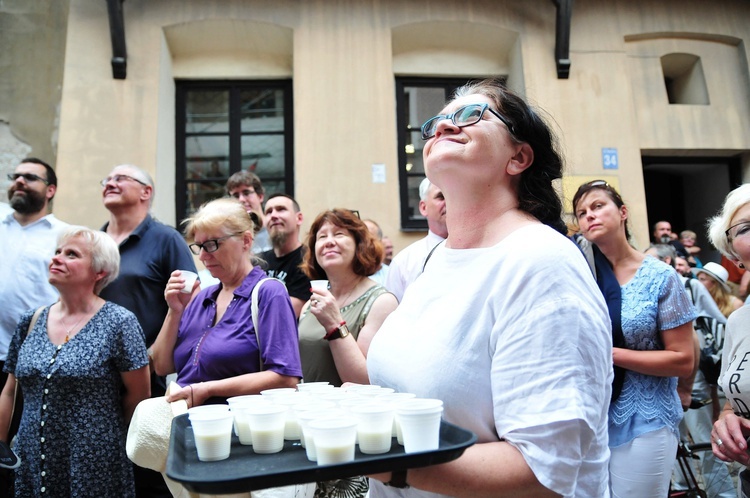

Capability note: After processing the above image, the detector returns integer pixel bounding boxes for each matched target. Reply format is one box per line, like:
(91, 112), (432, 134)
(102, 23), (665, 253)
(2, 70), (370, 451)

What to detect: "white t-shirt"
(368, 224), (613, 498)
(719, 305), (750, 416)
(385, 231), (445, 302)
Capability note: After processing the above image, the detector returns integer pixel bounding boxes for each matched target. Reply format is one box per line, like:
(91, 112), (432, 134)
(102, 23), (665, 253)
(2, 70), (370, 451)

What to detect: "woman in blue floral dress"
(0, 226), (150, 497)
(573, 181), (696, 497)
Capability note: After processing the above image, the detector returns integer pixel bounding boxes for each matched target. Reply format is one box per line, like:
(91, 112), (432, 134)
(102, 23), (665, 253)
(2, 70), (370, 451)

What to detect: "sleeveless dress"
(298, 284), (389, 386)
(297, 284), (390, 498)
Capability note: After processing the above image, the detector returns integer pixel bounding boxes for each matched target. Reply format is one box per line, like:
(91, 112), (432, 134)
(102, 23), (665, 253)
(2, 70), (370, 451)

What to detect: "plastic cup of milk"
(310, 280), (329, 291)
(396, 399), (444, 453)
(350, 404), (394, 454)
(188, 410), (234, 462)
(180, 270), (199, 293)
(244, 404), (287, 454)
(309, 417), (358, 466)
(227, 395), (272, 444)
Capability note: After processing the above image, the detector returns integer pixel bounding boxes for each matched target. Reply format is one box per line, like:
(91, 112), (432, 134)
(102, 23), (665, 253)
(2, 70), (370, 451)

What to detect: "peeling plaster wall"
(0, 0), (69, 186)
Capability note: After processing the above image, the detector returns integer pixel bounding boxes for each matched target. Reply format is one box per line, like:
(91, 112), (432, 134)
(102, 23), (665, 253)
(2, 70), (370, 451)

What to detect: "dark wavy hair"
(301, 209), (383, 279)
(452, 79), (566, 234)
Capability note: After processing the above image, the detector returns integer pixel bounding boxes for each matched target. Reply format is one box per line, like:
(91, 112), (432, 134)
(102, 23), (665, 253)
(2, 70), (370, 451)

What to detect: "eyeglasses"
(8, 173), (49, 185)
(100, 174), (148, 187)
(189, 233), (242, 255)
(230, 188), (257, 199)
(420, 103), (515, 141)
(726, 221), (750, 241)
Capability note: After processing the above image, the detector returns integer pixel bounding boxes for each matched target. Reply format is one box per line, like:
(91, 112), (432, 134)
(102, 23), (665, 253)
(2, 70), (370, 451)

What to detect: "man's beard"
(270, 227), (290, 248)
(9, 187), (46, 214)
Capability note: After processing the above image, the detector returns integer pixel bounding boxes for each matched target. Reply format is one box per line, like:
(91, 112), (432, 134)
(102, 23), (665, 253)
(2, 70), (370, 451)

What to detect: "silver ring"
(311, 299), (318, 306)
(716, 438), (723, 447)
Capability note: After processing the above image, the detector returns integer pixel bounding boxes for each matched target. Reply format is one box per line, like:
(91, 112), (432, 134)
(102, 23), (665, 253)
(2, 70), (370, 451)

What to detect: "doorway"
(642, 155), (742, 264)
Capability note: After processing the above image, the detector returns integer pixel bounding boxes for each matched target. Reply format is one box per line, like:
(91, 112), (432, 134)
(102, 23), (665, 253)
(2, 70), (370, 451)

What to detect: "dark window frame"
(175, 79), (294, 225)
(395, 77), (468, 231)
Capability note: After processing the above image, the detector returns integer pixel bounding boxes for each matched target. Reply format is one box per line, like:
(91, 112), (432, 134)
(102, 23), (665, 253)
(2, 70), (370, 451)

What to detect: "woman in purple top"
(150, 198), (302, 406)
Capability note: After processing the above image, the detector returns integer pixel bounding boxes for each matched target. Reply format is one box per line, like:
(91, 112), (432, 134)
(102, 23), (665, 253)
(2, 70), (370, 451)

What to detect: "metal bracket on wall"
(106, 0), (127, 79)
(552, 0), (573, 79)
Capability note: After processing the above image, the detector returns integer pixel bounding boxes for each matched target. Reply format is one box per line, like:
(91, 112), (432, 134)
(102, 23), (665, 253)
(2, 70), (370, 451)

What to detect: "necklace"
(337, 277), (364, 308)
(60, 307), (92, 343)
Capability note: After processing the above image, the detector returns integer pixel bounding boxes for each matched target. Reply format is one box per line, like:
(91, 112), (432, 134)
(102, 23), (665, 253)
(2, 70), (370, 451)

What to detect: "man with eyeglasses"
(0, 158), (68, 494)
(99, 163), (195, 498)
(225, 170), (272, 254)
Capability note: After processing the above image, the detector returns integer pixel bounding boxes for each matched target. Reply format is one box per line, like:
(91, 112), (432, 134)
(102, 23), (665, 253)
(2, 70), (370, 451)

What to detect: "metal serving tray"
(166, 413), (477, 494)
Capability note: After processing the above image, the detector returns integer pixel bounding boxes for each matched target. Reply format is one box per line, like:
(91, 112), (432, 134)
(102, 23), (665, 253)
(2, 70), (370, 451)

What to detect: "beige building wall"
(7, 0), (750, 252)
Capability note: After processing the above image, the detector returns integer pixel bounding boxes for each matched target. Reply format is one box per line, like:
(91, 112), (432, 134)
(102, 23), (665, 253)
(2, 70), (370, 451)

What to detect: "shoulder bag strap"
(251, 278), (277, 372)
(9, 306), (45, 434)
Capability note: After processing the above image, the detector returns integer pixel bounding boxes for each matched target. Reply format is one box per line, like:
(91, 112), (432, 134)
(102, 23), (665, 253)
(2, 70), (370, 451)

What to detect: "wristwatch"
(325, 321), (350, 341)
(384, 470), (409, 488)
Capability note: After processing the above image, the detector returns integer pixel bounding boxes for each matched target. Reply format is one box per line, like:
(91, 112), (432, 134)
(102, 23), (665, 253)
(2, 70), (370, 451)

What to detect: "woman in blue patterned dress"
(573, 181), (696, 497)
(0, 226), (150, 497)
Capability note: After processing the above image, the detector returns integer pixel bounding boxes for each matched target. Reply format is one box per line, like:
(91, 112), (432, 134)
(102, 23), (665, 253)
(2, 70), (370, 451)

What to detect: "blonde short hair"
(708, 184), (750, 260)
(57, 226), (120, 294)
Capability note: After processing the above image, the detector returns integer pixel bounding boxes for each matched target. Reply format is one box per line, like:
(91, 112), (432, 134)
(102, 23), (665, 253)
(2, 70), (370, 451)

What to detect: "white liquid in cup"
(189, 413), (233, 462)
(309, 418), (357, 466)
(235, 418), (253, 445)
(357, 430), (392, 454)
(244, 404), (287, 454)
(193, 432), (232, 461)
(250, 427), (285, 454)
(315, 443), (355, 465)
(181, 270), (199, 293)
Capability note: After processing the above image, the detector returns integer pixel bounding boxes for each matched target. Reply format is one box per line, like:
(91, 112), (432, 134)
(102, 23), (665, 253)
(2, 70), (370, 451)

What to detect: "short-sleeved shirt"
(100, 214), (196, 347)
(368, 225), (613, 497)
(608, 256), (696, 447)
(174, 266), (302, 401)
(260, 246), (311, 303)
(0, 212), (68, 360)
(719, 305), (750, 417)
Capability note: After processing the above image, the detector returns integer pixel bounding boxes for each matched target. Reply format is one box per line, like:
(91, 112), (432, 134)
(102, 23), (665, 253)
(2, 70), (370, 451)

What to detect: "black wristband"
(385, 469), (409, 488)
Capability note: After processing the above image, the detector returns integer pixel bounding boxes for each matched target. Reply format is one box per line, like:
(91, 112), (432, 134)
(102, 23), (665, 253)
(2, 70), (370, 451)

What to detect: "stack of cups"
(396, 399), (444, 453)
(188, 405), (233, 462)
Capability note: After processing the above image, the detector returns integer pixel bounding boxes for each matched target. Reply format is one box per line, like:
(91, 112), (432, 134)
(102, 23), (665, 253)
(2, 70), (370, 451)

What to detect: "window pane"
(406, 175), (425, 221)
(186, 136), (230, 179)
(241, 89), (285, 133)
(404, 130), (425, 175)
(405, 87), (448, 129)
(186, 90), (229, 133)
(186, 181), (226, 217)
(241, 134), (285, 178)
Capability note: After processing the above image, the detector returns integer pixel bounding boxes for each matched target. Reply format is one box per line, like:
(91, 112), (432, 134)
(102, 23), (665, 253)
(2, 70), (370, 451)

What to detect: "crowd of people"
(0, 78), (749, 497)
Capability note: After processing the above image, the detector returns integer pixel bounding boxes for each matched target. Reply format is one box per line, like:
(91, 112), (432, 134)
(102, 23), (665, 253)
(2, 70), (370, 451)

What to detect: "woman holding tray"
(366, 79), (613, 497)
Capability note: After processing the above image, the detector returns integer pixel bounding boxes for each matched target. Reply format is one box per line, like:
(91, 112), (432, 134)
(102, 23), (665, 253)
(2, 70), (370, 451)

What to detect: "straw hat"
(693, 262), (731, 293)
